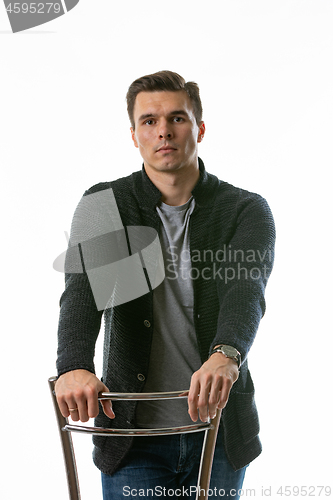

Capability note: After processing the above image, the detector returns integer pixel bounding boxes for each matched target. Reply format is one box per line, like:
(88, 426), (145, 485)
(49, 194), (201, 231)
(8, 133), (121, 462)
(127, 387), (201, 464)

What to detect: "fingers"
(55, 369), (115, 423)
(100, 399), (115, 420)
(216, 375), (233, 410)
(57, 384), (96, 422)
(196, 377), (211, 423)
(187, 375), (200, 422)
(63, 393), (115, 422)
(207, 377), (223, 419)
(187, 357), (239, 423)
(188, 373), (223, 423)
(56, 395), (72, 419)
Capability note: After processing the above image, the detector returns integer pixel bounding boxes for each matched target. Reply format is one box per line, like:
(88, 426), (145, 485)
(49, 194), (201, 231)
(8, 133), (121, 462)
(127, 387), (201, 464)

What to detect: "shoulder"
(199, 164), (268, 210)
(83, 170), (141, 197)
(214, 175), (264, 203)
(209, 174), (273, 220)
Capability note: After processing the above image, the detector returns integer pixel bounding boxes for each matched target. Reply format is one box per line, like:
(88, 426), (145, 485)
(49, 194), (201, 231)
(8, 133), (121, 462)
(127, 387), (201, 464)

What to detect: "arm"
(55, 186), (119, 421)
(56, 263), (115, 421)
(188, 194), (275, 422)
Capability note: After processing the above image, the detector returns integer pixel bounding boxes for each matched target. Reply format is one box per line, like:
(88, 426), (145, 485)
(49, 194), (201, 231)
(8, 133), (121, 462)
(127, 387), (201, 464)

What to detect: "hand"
(185, 353), (239, 423)
(54, 369), (115, 422)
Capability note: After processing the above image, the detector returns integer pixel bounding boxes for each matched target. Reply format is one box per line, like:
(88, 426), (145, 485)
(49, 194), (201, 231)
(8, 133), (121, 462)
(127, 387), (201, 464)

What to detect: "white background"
(1, 1), (332, 499)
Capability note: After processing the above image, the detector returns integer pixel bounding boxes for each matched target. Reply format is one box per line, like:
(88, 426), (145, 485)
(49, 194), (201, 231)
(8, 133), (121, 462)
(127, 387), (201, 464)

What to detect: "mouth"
(156, 144), (177, 154)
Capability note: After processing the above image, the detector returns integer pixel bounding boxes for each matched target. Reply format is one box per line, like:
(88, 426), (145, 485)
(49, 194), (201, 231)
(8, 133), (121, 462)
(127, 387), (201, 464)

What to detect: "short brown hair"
(126, 70), (203, 129)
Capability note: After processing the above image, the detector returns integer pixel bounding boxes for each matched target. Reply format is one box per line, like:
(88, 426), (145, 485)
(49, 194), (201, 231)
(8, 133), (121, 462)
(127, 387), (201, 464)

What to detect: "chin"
(147, 159), (179, 172)
(159, 163), (183, 172)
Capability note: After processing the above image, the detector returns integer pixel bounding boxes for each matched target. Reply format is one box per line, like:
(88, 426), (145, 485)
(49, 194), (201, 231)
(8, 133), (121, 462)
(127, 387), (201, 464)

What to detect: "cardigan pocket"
(234, 390), (260, 444)
(233, 370), (260, 445)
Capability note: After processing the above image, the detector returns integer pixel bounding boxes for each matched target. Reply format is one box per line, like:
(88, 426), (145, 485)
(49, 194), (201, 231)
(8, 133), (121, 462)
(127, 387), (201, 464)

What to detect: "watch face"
(222, 346), (238, 357)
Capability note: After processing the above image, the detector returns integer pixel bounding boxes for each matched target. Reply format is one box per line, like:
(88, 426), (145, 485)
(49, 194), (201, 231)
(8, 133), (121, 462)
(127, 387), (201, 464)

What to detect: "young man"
(55, 71), (275, 499)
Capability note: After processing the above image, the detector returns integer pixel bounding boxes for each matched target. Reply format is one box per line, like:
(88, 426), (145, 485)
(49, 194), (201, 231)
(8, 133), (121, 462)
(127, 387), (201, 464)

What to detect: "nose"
(158, 119), (173, 139)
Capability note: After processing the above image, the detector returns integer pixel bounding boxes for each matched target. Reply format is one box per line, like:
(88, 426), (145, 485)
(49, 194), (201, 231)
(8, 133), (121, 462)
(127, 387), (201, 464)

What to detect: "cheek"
(184, 131), (199, 151)
(138, 139), (148, 153)
(136, 131), (151, 149)
(137, 137), (153, 157)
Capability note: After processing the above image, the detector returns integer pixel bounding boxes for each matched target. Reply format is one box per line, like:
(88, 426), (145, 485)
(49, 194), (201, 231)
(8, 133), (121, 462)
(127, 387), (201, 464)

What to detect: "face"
(130, 90), (205, 175)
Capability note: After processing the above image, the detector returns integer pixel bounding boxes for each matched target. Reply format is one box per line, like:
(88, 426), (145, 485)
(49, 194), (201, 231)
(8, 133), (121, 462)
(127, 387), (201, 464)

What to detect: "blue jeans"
(101, 428), (247, 499)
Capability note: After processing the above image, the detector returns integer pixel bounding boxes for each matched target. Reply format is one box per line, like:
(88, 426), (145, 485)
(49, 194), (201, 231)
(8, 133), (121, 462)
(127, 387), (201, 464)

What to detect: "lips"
(156, 144), (177, 153)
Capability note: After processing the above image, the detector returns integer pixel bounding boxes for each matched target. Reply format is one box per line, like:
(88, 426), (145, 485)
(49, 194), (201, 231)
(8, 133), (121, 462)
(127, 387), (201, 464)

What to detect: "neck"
(144, 160), (200, 206)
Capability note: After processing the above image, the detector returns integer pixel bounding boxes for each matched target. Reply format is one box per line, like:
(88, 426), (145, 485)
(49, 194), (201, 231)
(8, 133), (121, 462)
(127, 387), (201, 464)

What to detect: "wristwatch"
(210, 344), (241, 368)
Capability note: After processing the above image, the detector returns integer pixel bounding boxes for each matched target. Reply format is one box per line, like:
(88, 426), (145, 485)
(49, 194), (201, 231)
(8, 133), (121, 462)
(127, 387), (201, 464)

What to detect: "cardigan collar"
(135, 157), (219, 209)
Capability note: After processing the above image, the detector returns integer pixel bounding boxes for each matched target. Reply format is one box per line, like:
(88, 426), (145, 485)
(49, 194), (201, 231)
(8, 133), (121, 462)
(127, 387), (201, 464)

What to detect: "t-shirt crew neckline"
(158, 196), (194, 212)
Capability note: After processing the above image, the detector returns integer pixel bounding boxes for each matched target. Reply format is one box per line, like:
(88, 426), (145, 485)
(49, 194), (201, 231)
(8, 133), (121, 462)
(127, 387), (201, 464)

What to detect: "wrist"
(210, 344), (241, 368)
(210, 351), (238, 366)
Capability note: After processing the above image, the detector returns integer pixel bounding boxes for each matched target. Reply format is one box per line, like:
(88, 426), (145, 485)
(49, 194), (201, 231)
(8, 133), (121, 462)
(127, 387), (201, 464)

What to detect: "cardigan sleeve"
(56, 185), (114, 377)
(209, 193), (276, 365)
(56, 182), (129, 377)
(56, 271), (103, 377)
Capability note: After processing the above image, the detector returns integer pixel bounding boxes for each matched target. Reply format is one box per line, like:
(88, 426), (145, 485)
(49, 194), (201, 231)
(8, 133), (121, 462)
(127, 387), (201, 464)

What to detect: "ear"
(130, 127), (139, 148)
(197, 122), (205, 143)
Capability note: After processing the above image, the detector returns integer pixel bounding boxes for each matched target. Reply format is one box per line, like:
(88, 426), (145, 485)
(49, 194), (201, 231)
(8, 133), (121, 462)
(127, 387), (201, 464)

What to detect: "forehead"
(133, 90), (195, 121)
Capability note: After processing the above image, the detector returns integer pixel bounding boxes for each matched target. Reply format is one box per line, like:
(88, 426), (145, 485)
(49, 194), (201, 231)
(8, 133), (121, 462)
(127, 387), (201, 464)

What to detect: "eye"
(173, 117), (184, 123)
(144, 119), (155, 125)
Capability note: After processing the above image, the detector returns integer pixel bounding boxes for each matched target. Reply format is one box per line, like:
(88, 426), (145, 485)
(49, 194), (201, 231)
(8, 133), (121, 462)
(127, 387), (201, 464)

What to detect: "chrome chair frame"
(48, 376), (222, 500)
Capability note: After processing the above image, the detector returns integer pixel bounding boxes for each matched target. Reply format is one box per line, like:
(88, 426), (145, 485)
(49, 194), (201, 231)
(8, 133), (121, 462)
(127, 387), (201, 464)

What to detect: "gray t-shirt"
(135, 197), (202, 428)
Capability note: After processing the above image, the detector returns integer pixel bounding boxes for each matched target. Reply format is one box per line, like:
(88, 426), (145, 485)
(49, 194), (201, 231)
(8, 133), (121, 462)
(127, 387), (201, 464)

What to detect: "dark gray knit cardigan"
(56, 158), (275, 474)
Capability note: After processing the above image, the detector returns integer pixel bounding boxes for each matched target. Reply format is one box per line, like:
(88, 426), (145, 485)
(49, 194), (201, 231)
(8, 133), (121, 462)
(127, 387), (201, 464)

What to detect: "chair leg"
(48, 377), (81, 500)
(196, 409), (222, 500)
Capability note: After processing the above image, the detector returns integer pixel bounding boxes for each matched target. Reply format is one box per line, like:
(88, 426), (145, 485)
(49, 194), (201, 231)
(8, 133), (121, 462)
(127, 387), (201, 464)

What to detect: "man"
(55, 70), (275, 499)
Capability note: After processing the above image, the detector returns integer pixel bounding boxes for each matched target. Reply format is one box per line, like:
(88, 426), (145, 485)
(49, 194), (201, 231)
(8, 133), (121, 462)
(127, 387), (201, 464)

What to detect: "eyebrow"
(138, 110), (190, 122)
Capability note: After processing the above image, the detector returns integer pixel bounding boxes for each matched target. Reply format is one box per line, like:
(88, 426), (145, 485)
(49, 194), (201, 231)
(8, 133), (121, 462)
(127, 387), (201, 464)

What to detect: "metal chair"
(48, 376), (222, 500)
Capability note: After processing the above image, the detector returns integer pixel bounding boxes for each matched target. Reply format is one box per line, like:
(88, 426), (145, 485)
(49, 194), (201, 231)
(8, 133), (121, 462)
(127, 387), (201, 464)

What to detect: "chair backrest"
(48, 376), (222, 500)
